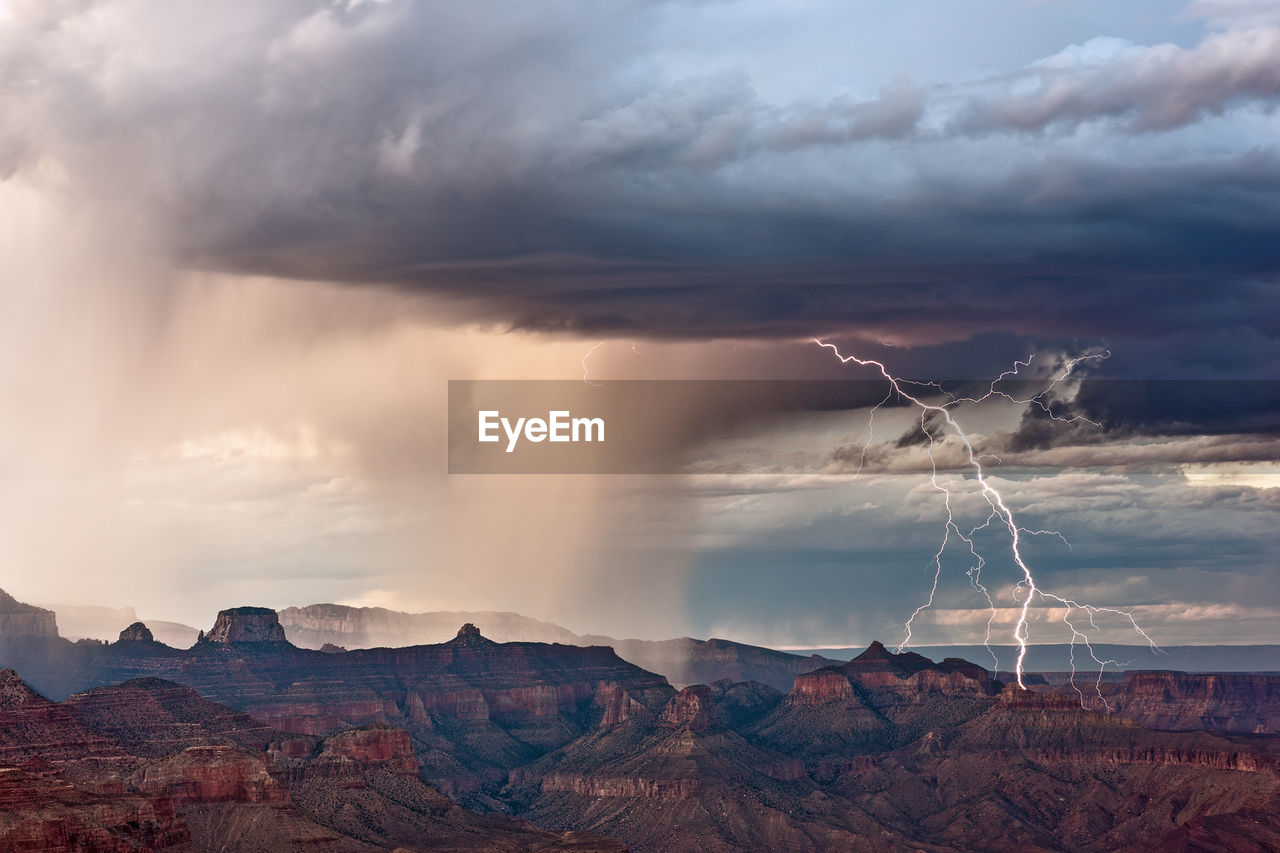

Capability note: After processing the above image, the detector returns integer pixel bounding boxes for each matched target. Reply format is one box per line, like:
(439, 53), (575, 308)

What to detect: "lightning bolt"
(582, 341), (650, 384)
(582, 342), (605, 387)
(814, 338), (1158, 696)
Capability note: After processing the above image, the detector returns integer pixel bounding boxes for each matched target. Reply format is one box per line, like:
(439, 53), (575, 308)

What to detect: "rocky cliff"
(508, 646), (1280, 852)
(201, 606), (289, 644)
(0, 670), (627, 851)
(0, 590), (57, 639)
(3, 609), (675, 800)
(1104, 670), (1280, 733)
(4, 591), (1280, 853)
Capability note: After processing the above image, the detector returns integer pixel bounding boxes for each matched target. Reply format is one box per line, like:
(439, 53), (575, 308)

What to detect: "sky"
(0, 0), (1276, 649)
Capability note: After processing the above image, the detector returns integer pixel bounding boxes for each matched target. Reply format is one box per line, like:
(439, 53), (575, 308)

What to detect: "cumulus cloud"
(953, 26), (1280, 133)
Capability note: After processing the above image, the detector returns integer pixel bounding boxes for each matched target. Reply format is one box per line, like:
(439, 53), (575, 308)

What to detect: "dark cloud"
(1007, 380), (1280, 451)
(2, 0), (1278, 362)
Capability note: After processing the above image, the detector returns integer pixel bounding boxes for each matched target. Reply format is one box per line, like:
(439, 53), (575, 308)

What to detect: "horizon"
(26, 592), (1280, 658)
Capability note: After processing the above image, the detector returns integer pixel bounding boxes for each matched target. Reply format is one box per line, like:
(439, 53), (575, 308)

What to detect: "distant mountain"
(145, 619), (202, 648)
(37, 602), (137, 641)
(280, 602), (585, 647)
(280, 602), (842, 690)
(40, 601), (201, 648)
(588, 636), (843, 691)
(804, 643), (1280, 673)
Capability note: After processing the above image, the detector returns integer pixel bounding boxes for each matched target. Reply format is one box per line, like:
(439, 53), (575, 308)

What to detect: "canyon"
(1, 590), (1278, 851)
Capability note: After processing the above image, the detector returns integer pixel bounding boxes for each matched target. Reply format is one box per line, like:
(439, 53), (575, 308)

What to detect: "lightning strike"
(814, 338), (1158, 697)
(581, 342), (605, 387)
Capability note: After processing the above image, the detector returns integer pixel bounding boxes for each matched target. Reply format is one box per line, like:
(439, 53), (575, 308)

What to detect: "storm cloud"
(2, 0), (1278, 350)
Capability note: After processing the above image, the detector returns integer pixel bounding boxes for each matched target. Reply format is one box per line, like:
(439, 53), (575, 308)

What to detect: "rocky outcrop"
(201, 607), (289, 644)
(129, 745), (288, 804)
(0, 589), (58, 639)
(1105, 670), (1280, 733)
(0, 669), (130, 766)
(707, 679), (785, 729)
(0, 766), (190, 851)
(117, 622), (154, 643)
(64, 678), (285, 758)
(790, 669), (856, 705)
(0, 668), (623, 851)
(839, 641), (996, 695)
(594, 682), (651, 726)
(946, 686), (1276, 775)
(536, 771), (709, 799)
(660, 684), (719, 731)
(307, 723), (419, 777)
(784, 642), (996, 715)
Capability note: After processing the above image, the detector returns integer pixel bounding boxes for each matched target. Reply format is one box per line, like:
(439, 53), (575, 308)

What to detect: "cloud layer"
(2, 0), (1278, 350)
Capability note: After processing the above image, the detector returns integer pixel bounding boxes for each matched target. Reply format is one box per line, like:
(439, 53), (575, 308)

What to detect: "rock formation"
(2, 593), (1279, 853)
(279, 601), (844, 690)
(1, 611), (676, 801)
(660, 684), (719, 732)
(201, 607), (289, 644)
(1105, 670), (1280, 733)
(0, 670), (627, 851)
(0, 589), (58, 639)
(118, 621), (155, 643)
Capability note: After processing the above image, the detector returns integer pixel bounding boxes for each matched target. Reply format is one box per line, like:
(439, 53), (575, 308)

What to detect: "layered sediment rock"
(790, 669), (856, 705)
(64, 678), (284, 757)
(660, 684), (719, 731)
(0, 590), (58, 639)
(4, 611), (675, 798)
(201, 607), (289, 644)
(130, 745), (288, 804)
(0, 669), (629, 851)
(0, 766), (189, 850)
(0, 669), (129, 766)
(308, 723), (419, 777)
(840, 640), (996, 695)
(1106, 670), (1280, 733)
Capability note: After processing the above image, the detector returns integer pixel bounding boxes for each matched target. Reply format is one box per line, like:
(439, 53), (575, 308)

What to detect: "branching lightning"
(814, 338), (1158, 698)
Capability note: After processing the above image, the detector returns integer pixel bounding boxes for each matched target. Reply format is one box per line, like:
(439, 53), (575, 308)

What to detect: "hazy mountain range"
(41, 600), (1280, 694)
